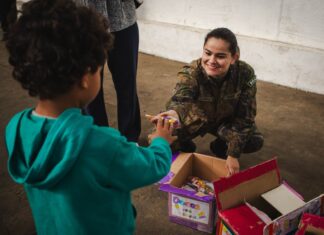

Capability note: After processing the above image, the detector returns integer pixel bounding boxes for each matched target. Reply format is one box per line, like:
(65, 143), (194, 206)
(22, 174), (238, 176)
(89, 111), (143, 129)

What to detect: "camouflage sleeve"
(223, 65), (257, 158)
(166, 66), (207, 134)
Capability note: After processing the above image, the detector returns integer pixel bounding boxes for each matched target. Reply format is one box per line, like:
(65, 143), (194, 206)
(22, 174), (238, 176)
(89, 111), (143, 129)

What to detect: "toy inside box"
(295, 213), (324, 235)
(213, 158), (324, 235)
(159, 152), (228, 233)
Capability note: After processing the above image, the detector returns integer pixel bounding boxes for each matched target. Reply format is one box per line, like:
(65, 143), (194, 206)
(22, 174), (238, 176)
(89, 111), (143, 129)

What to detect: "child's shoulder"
(6, 108), (33, 129)
(60, 109), (125, 147)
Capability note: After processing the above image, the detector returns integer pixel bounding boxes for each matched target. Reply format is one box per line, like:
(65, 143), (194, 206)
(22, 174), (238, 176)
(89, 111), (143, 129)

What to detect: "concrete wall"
(137, 0), (324, 94)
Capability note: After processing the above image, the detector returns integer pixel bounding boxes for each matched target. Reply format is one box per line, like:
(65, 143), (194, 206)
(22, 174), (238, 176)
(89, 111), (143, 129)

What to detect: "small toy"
(181, 176), (214, 196)
(145, 114), (180, 128)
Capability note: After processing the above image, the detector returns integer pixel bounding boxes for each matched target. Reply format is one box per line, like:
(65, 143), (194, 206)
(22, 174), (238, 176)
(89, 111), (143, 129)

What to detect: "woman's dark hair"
(204, 28), (238, 56)
(6, 0), (114, 99)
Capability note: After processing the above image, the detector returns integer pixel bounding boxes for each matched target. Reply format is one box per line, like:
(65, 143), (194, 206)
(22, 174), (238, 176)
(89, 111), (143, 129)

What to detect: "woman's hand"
(226, 156), (240, 177)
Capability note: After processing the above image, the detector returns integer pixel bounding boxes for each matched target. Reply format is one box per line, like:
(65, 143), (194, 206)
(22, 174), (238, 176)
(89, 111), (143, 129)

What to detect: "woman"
(149, 28), (263, 176)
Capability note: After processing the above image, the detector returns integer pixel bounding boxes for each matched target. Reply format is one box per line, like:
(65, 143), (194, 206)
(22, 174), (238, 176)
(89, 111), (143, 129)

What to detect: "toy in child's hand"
(145, 114), (180, 128)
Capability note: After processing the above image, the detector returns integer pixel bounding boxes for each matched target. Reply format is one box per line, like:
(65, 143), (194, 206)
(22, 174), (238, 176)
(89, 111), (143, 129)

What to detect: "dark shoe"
(172, 140), (196, 153)
(210, 138), (227, 159)
(243, 135), (264, 153)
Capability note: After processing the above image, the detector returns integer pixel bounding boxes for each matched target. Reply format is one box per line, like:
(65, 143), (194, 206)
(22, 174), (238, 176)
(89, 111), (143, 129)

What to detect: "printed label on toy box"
(171, 194), (210, 224)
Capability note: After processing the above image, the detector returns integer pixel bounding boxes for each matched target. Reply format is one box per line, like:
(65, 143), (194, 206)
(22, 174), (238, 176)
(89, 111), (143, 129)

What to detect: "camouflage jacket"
(166, 59), (258, 157)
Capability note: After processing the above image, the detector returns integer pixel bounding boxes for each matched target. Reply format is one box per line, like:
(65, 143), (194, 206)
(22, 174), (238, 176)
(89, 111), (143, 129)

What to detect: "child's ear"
(80, 73), (90, 89)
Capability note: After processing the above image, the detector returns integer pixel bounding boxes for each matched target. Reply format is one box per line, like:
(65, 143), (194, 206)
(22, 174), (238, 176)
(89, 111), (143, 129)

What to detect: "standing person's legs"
(108, 23), (141, 142)
(84, 69), (109, 126)
(0, 0), (11, 36)
(7, 0), (16, 28)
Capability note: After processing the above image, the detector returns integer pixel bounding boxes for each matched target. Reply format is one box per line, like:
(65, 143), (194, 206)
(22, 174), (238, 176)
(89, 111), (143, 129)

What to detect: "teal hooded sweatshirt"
(5, 108), (172, 235)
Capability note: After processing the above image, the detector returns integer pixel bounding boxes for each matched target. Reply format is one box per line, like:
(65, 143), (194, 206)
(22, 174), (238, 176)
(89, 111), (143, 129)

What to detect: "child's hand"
(145, 110), (180, 128)
(148, 117), (177, 145)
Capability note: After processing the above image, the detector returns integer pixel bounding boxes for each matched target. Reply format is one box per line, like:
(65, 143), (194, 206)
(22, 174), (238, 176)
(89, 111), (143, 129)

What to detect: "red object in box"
(295, 213), (324, 235)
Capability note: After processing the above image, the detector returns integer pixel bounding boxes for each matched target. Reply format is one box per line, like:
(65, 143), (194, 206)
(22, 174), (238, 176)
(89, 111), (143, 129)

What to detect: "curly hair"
(6, 0), (114, 99)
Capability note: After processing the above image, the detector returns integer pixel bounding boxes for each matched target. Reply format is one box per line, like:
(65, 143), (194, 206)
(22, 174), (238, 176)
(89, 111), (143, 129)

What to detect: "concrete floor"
(0, 36), (324, 234)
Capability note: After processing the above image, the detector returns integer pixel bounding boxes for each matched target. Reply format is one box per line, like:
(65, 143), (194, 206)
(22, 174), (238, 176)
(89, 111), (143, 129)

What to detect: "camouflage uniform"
(166, 59), (263, 158)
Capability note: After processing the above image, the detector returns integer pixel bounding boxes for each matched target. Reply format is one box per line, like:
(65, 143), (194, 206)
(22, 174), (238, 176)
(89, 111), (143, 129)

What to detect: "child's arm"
(106, 137), (173, 190)
(96, 125), (175, 191)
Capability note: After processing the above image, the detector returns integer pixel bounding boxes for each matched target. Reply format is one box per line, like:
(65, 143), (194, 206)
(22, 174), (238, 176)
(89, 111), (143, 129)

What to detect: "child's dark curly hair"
(6, 0), (114, 99)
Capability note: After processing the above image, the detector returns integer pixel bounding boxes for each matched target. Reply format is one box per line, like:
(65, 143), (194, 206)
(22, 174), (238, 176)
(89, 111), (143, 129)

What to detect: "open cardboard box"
(159, 152), (228, 233)
(213, 158), (324, 235)
(295, 213), (324, 235)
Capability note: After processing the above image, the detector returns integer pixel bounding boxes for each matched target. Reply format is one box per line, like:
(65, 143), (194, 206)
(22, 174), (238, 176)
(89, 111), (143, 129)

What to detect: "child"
(5, 0), (176, 234)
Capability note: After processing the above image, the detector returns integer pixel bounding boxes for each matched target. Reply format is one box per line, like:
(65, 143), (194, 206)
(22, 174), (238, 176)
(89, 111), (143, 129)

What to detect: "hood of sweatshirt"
(5, 108), (93, 189)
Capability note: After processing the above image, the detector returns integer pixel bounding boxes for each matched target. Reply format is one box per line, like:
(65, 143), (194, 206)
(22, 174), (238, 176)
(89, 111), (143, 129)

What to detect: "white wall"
(137, 0), (324, 94)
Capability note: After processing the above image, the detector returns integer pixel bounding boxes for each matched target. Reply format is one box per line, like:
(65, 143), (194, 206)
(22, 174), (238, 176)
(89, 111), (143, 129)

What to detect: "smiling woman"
(149, 28), (264, 176)
(202, 37), (238, 78)
(201, 29), (238, 79)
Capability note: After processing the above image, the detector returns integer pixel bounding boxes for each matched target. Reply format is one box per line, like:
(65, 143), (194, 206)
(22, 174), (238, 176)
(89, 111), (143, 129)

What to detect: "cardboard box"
(295, 213), (324, 235)
(159, 152), (227, 233)
(213, 158), (324, 235)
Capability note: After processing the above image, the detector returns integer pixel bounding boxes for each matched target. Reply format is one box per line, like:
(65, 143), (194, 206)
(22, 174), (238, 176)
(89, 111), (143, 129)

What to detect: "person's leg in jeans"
(108, 23), (141, 142)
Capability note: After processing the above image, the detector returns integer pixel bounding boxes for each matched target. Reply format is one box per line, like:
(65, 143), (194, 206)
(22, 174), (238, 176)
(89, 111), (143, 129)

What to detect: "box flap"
(191, 153), (228, 182)
(261, 183), (305, 215)
(214, 158), (281, 211)
(158, 152), (181, 184)
(158, 152), (192, 185)
(170, 152), (192, 176)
